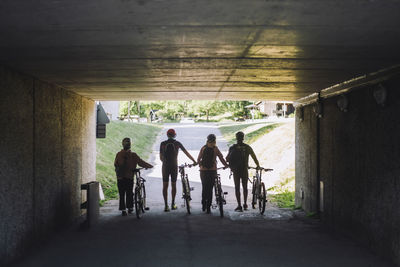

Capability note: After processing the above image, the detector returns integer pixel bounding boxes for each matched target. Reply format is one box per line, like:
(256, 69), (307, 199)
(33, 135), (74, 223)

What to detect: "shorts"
(232, 169), (249, 188)
(162, 164), (178, 183)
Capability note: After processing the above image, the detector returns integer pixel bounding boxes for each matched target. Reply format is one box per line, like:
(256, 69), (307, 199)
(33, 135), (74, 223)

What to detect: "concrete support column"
(0, 66), (96, 265)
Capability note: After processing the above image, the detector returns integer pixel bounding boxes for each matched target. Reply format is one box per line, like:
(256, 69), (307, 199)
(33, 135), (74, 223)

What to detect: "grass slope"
(219, 123), (264, 144)
(219, 122), (280, 144)
(96, 121), (161, 200)
(219, 121), (296, 209)
(245, 124), (280, 144)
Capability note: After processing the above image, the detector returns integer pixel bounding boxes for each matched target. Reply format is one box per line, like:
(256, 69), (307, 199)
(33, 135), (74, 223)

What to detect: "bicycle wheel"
(259, 183), (266, 215)
(184, 178), (191, 214)
(218, 184), (224, 217)
(141, 183), (146, 213)
(252, 179), (257, 209)
(135, 187), (142, 219)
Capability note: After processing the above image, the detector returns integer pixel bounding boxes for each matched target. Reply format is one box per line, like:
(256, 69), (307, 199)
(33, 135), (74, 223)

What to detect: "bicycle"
(249, 166), (273, 215)
(133, 168), (149, 219)
(213, 167), (228, 217)
(178, 163), (196, 214)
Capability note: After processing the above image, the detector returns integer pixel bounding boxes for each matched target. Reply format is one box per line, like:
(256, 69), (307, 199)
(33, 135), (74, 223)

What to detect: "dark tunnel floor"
(12, 177), (396, 267)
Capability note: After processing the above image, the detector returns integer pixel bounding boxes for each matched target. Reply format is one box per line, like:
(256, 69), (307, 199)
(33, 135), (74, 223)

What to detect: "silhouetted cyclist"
(226, 131), (260, 212)
(197, 134), (228, 214)
(160, 129), (196, 212)
(114, 137), (153, 216)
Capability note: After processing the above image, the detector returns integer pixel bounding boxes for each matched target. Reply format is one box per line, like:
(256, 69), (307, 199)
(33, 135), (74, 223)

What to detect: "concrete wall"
(0, 66), (96, 265)
(295, 74), (400, 265)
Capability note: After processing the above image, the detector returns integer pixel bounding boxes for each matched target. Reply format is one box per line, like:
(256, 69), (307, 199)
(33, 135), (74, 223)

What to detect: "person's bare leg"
(233, 173), (242, 208)
(163, 181), (169, 207)
(242, 178), (248, 209)
(171, 182), (177, 209)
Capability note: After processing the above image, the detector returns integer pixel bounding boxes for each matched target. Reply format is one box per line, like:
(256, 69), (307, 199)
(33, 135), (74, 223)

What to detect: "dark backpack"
(201, 146), (215, 169)
(164, 141), (177, 165)
(228, 144), (246, 170)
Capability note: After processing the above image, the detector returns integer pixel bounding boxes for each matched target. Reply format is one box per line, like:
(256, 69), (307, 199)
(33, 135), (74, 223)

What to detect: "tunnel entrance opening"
(97, 100), (296, 213)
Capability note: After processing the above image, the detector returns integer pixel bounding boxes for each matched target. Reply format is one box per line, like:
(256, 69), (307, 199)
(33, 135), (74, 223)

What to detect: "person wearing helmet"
(197, 134), (229, 214)
(160, 128), (197, 212)
(226, 131), (260, 212)
(114, 137), (153, 216)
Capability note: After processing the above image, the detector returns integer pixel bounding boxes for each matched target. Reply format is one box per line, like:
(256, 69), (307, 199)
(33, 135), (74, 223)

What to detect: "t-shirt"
(159, 139), (185, 167)
(114, 150), (152, 179)
(197, 145), (228, 171)
(226, 143), (259, 172)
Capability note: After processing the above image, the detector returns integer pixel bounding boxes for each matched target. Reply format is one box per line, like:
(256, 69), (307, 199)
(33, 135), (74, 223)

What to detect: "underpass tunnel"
(1, 0), (400, 265)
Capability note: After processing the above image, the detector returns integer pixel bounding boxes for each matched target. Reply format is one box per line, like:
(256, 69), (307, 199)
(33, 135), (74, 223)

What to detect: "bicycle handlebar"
(179, 162), (197, 169)
(133, 168), (145, 172)
(216, 166), (229, 170)
(248, 166), (273, 172)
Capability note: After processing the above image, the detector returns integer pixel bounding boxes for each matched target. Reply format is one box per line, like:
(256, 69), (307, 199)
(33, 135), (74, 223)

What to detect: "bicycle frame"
(178, 163), (195, 214)
(133, 168), (148, 219)
(214, 167), (228, 217)
(249, 167), (273, 214)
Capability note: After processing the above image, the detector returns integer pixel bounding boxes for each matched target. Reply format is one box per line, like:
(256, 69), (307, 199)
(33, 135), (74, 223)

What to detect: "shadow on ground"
(13, 177), (396, 267)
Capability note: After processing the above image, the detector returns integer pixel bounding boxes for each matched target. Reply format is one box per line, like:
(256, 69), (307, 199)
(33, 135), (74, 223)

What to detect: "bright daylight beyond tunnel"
(97, 100), (295, 211)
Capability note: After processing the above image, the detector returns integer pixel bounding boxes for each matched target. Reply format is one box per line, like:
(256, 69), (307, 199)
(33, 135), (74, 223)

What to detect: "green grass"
(218, 123), (262, 144)
(219, 122), (280, 144)
(270, 190), (295, 209)
(96, 121), (162, 200)
(245, 124), (280, 144)
(269, 175), (296, 209)
(195, 119), (219, 122)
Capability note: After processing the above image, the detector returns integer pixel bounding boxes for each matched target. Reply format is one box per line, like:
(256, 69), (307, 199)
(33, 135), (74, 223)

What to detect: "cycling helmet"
(167, 128), (176, 137)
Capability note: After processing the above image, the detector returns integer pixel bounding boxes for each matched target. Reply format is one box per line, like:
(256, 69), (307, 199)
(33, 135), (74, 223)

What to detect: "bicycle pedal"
(145, 207), (150, 211)
(223, 192), (228, 195)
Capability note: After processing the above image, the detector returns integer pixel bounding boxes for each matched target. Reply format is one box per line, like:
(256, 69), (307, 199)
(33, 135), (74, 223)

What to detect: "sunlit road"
(13, 123), (396, 267)
(148, 122), (234, 187)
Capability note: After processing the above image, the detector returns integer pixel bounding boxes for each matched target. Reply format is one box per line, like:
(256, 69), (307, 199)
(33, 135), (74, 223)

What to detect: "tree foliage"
(119, 100), (254, 120)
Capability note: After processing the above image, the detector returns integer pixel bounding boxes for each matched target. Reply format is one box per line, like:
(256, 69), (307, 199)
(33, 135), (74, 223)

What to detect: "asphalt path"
(147, 122), (234, 187)
(12, 123), (396, 267)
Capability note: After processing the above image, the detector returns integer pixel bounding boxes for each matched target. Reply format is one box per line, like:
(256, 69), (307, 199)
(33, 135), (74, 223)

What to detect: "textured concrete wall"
(0, 67), (34, 265)
(296, 74), (400, 264)
(295, 105), (318, 212)
(0, 66), (96, 265)
(81, 98), (96, 204)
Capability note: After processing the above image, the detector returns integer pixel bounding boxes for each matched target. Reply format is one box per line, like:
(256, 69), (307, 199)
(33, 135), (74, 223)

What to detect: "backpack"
(164, 140), (177, 165)
(228, 144), (246, 171)
(201, 146), (215, 169)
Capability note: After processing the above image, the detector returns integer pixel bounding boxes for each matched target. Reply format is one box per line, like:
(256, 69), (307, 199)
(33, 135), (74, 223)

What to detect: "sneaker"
(171, 204), (177, 210)
(243, 204), (248, 211)
(234, 206), (243, 212)
(121, 210), (127, 216)
(128, 208), (133, 214)
(202, 204), (206, 212)
(164, 206), (170, 212)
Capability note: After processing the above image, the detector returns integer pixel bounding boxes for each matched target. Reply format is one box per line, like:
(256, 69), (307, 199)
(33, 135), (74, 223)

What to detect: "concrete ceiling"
(1, 0), (400, 100)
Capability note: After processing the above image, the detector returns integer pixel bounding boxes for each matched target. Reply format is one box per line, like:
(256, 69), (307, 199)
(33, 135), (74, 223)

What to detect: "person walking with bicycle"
(114, 137), (153, 216)
(160, 129), (197, 212)
(226, 131), (260, 212)
(197, 134), (228, 214)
